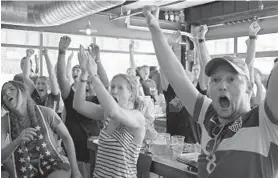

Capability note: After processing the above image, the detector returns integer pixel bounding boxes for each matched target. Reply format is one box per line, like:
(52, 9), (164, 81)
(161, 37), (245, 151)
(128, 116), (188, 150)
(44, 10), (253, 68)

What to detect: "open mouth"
(219, 96), (230, 108)
(38, 89), (44, 92)
(86, 89), (89, 92)
(73, 76), (78, 79)
(8, 97), (13, 102)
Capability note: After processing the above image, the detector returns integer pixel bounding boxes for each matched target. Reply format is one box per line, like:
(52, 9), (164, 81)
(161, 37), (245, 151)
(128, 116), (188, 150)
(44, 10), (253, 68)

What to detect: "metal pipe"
(110, 1), (183, 21)
(127, 23), (194, 39)
(2, 1), (126, 27)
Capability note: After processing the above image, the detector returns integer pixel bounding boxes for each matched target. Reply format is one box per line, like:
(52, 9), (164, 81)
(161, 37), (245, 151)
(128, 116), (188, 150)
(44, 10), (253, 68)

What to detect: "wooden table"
(87, 136), (197, 178)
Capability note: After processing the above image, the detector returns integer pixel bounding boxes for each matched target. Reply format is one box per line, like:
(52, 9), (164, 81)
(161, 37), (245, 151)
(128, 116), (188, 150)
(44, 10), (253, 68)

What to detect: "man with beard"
(143, 6), (278, 178)
(56, 36), (109, 178)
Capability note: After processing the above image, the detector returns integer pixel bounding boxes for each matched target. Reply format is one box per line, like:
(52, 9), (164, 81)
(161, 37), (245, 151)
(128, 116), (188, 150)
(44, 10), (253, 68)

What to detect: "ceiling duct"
(1, 0), (125, 27)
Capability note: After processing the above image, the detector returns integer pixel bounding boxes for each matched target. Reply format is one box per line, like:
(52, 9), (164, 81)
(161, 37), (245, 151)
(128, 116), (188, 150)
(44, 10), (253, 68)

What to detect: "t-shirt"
(63, 88), (101, 162)
(31, 90), (63, 114)
(194, 94), (278, 178)
(163, 85), (198, 143)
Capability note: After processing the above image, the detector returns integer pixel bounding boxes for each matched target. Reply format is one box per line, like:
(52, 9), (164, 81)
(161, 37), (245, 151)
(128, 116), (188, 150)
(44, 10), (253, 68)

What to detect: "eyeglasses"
(205, 124), (224, 155)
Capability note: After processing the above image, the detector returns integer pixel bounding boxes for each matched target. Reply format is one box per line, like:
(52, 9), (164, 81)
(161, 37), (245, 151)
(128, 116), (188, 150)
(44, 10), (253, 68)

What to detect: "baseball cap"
(205, 56), (250, 81)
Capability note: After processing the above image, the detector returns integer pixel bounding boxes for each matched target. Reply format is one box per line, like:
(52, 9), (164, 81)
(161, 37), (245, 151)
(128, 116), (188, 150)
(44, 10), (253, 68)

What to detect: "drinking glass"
(171, 135), (185, 158)
(150, 133), (167, 157)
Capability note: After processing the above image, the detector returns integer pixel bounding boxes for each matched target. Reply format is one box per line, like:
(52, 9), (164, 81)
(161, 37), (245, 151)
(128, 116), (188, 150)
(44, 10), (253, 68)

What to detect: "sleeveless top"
(3, 105), (70, 178)
(93, 120), (141, 178)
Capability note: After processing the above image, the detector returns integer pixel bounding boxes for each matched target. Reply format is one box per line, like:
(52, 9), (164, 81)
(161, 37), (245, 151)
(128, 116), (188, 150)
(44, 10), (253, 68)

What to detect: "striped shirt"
(93, 122), (141, 178)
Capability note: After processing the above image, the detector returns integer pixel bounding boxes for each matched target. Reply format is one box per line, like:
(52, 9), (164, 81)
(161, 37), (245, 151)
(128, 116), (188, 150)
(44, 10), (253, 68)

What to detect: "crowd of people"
(1, 5), (277, 178)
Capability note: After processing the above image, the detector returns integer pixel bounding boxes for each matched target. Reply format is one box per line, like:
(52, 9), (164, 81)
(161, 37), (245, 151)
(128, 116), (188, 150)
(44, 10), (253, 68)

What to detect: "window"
(1, 47), (39, 87)
(96, 37), (130, 51)
(253, 57), (276, 75)
(206, 38), (234, 55)
(237, 33), (278, 53)
(134, 40), (155, 53)
(100, 53), (130, 80)
(43, 32), (92, 48)
(134, 55), (158, 67)
(1, 29), (40, 46)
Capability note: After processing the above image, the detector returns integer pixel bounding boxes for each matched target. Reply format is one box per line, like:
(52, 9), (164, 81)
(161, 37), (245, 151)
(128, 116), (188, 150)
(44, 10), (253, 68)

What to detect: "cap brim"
(205, 57), (243, 77)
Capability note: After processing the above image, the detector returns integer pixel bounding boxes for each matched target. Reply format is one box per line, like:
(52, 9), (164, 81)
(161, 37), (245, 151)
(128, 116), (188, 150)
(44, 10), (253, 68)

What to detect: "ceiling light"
(85, 28), (92, 35)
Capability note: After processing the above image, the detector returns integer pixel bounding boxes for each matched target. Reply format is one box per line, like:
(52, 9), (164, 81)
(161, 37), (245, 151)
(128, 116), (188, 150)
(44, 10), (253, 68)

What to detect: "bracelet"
(59, 50), (66, 55)
(95, 59), (101, 63)
(198, 39), (205, 43)
(249, 35), (257, 40)
(80, 79), (87, 83)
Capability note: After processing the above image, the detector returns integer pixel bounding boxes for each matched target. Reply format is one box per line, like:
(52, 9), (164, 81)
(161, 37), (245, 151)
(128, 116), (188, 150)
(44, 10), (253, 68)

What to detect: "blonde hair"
(112, 74), (143, 111)
(1, 81), (38, 139)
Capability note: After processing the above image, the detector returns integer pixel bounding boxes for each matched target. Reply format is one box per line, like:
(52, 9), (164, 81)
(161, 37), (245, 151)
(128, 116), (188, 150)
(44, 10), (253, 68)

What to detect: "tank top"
(93, 122), (141, 178)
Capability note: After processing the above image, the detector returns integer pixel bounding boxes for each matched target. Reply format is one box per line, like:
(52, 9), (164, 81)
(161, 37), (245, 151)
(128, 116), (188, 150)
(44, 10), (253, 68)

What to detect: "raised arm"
(42, 49), (59, 95)
(72, 46), (104, 121)
(34, 54), (40, 75)
(129, 40), (137, 70)
(191, 25), (210, 91)
(88, 43), (109, 89)
(66, 51), (74, 85)
(56, 36), (72, 99)
(22, 49), (36, 94)
(265, 62), (278, 123)
(160, 31), (182, 91)
(245, 21), (260, 85)
(143, 6), (199, 116)
(84, 46), (145, 129)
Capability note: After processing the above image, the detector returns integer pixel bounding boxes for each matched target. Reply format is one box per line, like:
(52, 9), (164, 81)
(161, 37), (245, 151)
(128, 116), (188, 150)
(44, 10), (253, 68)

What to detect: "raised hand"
(197, 25), (208, 39)
(88, 43), (100, 61)
(143, 5), (160, 30)
(41, 48), (48, 56)
(26, 49), (35, 58)
(17, 128), (37, 144)
(86, 49), (98, 76)
(249, 21), (261, 36)
(168, 31), (182, 46)
(129, 40), (134, 52)
(59, 36), (71, 52)
(78, 45), (88, 73)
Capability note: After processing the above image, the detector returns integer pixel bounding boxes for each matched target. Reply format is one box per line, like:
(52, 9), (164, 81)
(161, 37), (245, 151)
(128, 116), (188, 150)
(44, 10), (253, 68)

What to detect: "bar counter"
(87, 136), (197, 178)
